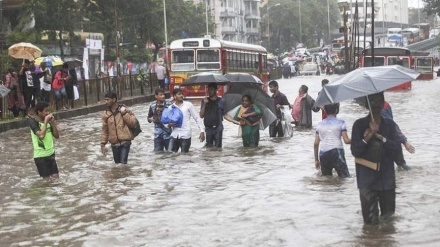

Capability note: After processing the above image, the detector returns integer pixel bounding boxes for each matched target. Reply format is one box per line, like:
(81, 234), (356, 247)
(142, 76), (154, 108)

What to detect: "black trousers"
(269, 119), (284, 137)
(359, 188), (396, 225)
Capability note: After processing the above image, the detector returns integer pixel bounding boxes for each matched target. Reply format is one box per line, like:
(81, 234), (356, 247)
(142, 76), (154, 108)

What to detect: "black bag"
(203, 98), (220, 128)
(116, 104), (142, 138)
(131, 118), (142, 138)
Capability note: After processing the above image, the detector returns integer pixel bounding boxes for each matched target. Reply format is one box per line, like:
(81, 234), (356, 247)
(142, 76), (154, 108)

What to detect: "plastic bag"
(160, 105), (183, 127)
(73, 85), (80, 100)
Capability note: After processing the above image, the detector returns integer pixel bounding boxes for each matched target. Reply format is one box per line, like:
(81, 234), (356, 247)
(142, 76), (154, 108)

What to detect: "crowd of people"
(3, 59), (77, 118)
(26, 78), (415, 226)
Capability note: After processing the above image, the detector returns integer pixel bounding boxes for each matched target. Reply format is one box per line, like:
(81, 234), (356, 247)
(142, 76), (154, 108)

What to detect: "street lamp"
(267, 3), (280, 51)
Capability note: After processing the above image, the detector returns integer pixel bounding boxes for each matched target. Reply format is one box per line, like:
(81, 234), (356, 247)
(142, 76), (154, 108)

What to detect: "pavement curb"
(0, 94), (158, 134)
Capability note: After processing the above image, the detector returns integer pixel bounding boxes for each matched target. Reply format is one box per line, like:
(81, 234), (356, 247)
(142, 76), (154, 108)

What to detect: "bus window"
(171, 50), (195, 71)
(363, 57), (385, 67)
(196, 49), (221, 70)
(388, 57), (410, 68)
(416, 58), (432, 72)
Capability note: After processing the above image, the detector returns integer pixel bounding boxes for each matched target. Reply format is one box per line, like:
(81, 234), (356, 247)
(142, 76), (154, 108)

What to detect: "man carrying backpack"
(100, 91), (137, 164)
(199, 83), (226, 148)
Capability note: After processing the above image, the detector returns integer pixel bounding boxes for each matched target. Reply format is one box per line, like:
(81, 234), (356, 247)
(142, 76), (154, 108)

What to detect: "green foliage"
(4, 0), (209, 66)
(263, 0), (340, 52)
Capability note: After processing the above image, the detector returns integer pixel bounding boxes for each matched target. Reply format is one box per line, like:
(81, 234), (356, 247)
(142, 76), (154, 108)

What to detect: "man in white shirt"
(168, 88), (205, 153)
(155, 59), (167, 89)
(39, 62), (52, 103)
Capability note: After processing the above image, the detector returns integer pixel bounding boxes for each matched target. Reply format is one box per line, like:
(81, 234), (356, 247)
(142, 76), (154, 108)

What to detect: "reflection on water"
(1, 76), (440, 246)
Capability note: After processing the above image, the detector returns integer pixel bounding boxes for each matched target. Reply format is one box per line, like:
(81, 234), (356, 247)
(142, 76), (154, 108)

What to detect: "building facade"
(185, 0), (262, 44)
(338, 0), (409, 32)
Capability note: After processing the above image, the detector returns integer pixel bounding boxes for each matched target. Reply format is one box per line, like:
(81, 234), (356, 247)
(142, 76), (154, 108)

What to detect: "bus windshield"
(363, 57), (385, 67)
(388, 57), (410, 68)
(171, 50), (195, 71)
(197, 49), (221, 70)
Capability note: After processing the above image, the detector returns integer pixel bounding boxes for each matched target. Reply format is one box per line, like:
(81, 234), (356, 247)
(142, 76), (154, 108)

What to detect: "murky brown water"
(1, 75), (440, 247)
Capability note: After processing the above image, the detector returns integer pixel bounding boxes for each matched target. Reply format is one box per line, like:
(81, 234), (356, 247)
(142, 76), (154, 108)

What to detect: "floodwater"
(1, 74), (440, 247)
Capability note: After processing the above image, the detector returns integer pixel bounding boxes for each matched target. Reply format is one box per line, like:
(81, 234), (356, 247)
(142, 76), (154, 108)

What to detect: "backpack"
(117, 104), (142, 138)
(203, 98), (220, 128)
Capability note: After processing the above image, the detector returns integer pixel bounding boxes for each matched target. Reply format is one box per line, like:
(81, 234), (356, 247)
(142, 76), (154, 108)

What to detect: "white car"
(301, 63), (320, 76)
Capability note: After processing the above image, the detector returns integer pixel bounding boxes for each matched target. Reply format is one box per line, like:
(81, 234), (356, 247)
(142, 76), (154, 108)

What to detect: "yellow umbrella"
(34, 56), (64, 67)
(8, 42), (42, 60)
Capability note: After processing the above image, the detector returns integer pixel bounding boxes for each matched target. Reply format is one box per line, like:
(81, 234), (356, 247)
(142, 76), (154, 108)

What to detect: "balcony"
(220, 10), (237, 18)
(246, 27), (259, 35)
(221, 26), (237, 34)
(244, 14), (260, 20)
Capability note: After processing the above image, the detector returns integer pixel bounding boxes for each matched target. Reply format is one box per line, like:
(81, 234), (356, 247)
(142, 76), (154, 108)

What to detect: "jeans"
(205, 126), (223, 148)
(154, 134), (171, 152)
(111, 141), (131, 164)
(54, 87), (67, 100)
(168, 137), (191, 153)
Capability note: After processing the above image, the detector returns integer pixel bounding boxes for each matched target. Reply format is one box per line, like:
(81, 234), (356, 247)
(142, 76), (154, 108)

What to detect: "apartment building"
(185, 0), (262, 44)
(338, 0), (409, 31)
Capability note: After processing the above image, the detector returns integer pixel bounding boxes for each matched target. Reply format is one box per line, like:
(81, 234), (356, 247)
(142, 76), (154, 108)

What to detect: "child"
(28, 101), (60, 180)
(314, 103), (351, 178)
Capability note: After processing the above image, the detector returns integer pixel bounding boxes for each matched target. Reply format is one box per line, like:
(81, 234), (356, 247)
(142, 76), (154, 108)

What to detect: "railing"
(0, 73), (162, 119)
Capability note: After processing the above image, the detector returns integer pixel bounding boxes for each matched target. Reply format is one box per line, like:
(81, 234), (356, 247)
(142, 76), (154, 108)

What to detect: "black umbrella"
(224, 73), (263, 84)
(181, 72), (230, 86)
(63, 58), (83, 68)
(224, 82), (277, 130)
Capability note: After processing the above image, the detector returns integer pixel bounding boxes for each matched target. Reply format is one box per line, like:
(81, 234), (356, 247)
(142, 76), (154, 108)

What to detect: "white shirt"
(155, 65), (166, 80)
(171, 101), (205, 139)
(40, 68), (52, 91)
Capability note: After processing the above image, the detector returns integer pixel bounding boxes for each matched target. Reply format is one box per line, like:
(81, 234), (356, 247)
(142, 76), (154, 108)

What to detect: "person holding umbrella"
(224, 95), (262, 147)
(351, 92), (401, 225)
(199, 83), (226, 148)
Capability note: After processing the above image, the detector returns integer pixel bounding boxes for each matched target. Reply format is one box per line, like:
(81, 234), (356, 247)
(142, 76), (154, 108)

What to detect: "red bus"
(168, 38), (268, 97)
(359, 47), (434, 89)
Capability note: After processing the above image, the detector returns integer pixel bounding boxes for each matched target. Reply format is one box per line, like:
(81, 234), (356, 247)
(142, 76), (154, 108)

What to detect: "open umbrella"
(181, 72), (230, 86)
(63, 58), (83, 68)
(0, 84), (11, 97)
(224, 82), (277, 130)
(8, 42), (42, 60)
(224, 73), (263, 84)
(35, 56), (64, 67)
(314, 65), (420, 107)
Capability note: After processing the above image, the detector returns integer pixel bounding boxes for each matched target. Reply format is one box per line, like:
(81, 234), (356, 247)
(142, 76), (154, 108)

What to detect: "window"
(171, 50), (195, 71)
(363, 57), (385, 67)
(196, 49), (221, 70)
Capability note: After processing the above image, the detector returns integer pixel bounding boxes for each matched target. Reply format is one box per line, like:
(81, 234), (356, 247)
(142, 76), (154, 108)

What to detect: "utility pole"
(343, 6), (349, 73)
(371, 0), (375, 66)
(115, 5), (120, 78)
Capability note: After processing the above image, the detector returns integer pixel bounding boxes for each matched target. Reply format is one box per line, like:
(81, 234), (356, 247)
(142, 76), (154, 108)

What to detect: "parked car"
(301, 62), (320, 76)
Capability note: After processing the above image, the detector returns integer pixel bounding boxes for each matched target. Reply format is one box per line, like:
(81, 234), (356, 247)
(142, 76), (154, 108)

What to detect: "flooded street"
(1, 75), (440, 247)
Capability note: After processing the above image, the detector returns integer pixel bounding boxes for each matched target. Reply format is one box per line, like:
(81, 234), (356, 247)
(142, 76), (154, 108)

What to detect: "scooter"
(325, 63), (333, 75)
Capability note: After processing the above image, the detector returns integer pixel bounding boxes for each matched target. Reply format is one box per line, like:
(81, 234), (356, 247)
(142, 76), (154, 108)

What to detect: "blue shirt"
(148, 100), (172, 138)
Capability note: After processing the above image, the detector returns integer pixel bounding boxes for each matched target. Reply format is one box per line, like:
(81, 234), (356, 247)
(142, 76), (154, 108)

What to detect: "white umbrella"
(314, 65), (420, 107)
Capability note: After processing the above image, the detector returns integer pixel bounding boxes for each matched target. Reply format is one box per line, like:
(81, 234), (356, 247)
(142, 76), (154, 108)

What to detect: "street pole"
(267, 5), (270, 51)
(163, 0), (168, 62)
(327, 0), (331, 42)
(418, 0), (421, 30)
(115, 6), (120, 78)
(371, 0), (375, 66)
(205, 0), (209, 36)
(299, 0), (302, 42)
(343, 6), (349, 73)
